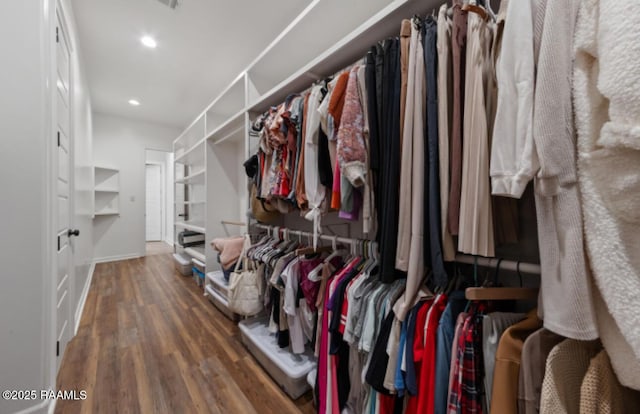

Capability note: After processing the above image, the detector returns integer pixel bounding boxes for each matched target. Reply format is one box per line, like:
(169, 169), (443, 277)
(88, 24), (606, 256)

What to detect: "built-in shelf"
(175, 168), (205, 184)
(175, 221), (206, 233)
(94, 210), (119, 216)
(185, 245), (206, 263)
(175, 139), (205, 165)
(94, 166), (120, 220)
(174, 114), (206, 153)
(94, 166), (119, 173)
(208, 110), (246, 145)
(175, 200), (205, 206)
(248, 0), (434, 113)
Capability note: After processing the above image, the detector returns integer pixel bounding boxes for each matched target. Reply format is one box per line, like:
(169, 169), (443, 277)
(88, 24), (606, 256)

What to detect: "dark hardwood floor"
(55, 253), (315, 414)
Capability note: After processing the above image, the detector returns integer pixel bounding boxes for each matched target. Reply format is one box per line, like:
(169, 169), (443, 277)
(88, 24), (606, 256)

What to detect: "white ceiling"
(71, 0), (310, 129)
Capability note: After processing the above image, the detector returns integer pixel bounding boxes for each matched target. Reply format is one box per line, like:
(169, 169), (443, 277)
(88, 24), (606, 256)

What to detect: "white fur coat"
(574, 0), (640, 390)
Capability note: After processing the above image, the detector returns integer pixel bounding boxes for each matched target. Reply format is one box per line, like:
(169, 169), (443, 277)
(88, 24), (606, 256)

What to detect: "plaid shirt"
(448, 309), (486, 414)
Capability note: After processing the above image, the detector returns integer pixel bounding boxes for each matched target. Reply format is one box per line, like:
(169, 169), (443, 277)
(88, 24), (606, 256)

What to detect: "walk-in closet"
(2, 0), (639, 413)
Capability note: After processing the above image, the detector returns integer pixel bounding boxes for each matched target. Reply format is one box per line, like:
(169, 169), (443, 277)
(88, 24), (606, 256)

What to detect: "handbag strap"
(234, 234), (252, 273)
(233, 237), (248, 273)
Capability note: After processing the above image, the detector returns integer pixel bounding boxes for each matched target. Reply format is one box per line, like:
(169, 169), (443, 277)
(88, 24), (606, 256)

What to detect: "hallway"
(55, 254), (314, 414)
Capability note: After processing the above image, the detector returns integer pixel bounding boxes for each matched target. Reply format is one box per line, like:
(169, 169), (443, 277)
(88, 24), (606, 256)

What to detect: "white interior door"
(146, 164), (163, 241)
(55, 11), (74, 371)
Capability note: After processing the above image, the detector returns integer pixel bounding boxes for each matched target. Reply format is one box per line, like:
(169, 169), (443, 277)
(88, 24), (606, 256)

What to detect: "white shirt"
(490, 0), (538, 198)
(304, 85), (326, 248)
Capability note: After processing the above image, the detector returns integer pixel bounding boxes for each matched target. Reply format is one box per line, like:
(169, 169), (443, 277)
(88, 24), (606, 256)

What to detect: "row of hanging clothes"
(245, 226), (373, 355)
(246, 0), (522, 299)
(313, 256), (640, 414)
(244, 224), (640, 414)
(244, 0), (640, 409)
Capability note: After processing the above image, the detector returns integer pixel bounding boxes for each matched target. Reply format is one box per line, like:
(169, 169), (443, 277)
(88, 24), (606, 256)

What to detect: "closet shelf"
(94, 188), (119, 193)
(94, 166), (119, 173)
(175, 221), (206, 233)
(184, 245), (206, 263)
(175, 200), (205, 206)
(248, 0), (428, 113)
(208, 110), (245, 145)
(175, 139), (205, 165)
(175, 169), (205, 184)
(94, 210), (119, 216)
(173, 113), (206, 150)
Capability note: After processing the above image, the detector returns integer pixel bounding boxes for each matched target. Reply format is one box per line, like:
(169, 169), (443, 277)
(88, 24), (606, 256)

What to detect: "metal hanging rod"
(454, 254), (541, 275)
(252, 224), (541, 275)
(253, 223), (356, 246)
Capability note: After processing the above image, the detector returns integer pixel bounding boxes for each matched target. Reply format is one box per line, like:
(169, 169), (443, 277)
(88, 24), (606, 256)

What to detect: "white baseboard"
(164, 238), (174, 247)
(74, 263), (95, 335)
(93, 253), (141, 264)
(12, 399), (53, 414)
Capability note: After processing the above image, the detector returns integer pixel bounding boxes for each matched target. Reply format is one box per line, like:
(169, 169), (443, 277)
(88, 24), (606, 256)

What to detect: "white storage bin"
(206, 270), (230, 297)
(239, 317), (316, 399)
(205, 284), (239, 321)
(173, 253), (192, 276)
(192, 258), (206, 287)
(307, 369), (316, 390)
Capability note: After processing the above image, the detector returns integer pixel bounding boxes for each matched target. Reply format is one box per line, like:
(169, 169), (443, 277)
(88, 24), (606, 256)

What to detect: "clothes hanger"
(307, 236), (338, 282)
(324, 235), (346, 262)
(295, 245), (334, 256)
(465, 257), (538, 301)
(484, 0), (496, 21)
(462, 0), (488, 20)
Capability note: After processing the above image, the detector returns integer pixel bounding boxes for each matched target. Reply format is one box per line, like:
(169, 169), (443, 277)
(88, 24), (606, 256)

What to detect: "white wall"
(0, 2), (50, 413)
(93, 113), (179, 261)
(66, 0), (94, 336)
(145, 149), (174, 246)
(0, 1), (93, 413)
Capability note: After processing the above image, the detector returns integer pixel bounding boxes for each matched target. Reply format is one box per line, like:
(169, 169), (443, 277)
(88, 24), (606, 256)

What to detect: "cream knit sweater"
(530, 0), (599, 341)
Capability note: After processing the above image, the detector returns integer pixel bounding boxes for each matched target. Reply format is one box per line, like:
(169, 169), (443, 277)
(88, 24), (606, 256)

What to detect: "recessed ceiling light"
(128, 99), (141, 106)
(140, 36), (157, 48)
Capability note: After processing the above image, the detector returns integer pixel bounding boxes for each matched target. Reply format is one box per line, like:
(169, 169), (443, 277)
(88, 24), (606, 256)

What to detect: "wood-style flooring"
(55, 253), (315, 414)
(145, 241), (173, 256)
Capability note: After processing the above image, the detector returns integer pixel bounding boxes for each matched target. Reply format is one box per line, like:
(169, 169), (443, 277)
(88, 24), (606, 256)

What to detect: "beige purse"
(250, 184), (280, 223)
(227, 235), (264, 316)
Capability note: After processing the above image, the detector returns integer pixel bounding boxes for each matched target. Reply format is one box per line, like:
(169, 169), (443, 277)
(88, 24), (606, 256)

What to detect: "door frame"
(145, 161), (165, 243)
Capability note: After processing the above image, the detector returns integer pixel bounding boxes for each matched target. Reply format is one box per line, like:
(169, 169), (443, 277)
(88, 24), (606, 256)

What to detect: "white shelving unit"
(93, 166), (120, 217)
(175, 168), (205, 185)
(172, 0), (438, 400)
(184, 245), (206, 263)
(175, 220), (206, 234)
(173, 114), (207, 271)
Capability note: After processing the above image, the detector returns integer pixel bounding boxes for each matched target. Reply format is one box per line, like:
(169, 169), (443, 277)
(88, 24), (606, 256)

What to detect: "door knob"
(68, 229), (80, 237)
